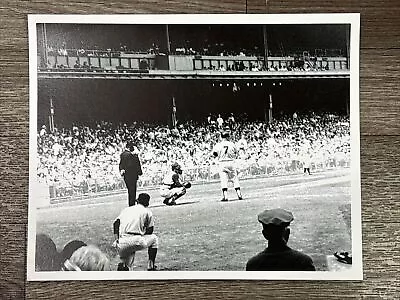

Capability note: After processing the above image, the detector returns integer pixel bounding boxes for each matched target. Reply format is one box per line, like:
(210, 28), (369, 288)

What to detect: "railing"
(46, 156), (350, 202)
(39, 53), (349, 73)
(193, 55), (348, 71)
(40, 53), (157, 71)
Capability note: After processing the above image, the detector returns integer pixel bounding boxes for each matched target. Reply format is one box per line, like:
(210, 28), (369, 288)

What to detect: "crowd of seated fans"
(37, 112), (350, 198)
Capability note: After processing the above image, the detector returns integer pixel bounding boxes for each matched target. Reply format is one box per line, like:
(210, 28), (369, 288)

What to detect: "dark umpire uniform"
(119, 143), (143, 207)
(246, 208), (316, 271)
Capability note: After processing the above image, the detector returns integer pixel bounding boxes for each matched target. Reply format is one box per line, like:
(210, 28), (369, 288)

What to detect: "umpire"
(246, 208), (316, 271)
(119, 141), (143, 207)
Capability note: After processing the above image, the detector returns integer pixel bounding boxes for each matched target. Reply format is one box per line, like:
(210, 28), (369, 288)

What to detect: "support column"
(172, 96), (177, 128)
(166, 24), (171, 54)
(268, 93), (273, 123)
(263, 25), (268, 70)
(49, 98), (55, 132)
(346, 25), (350, 69)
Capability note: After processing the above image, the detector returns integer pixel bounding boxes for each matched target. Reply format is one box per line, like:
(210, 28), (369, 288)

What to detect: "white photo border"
(27, 13), (361, 281)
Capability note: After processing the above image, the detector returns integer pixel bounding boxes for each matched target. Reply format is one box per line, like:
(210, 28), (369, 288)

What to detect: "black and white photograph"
(27, 14), (361, 280)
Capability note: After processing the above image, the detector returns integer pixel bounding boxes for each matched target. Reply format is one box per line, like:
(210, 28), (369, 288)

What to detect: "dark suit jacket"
(119, 150), (143, 183)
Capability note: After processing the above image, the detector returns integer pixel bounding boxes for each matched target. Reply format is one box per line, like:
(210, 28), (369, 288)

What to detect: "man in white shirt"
(113, 193), (159, 271)
(216, 114), (224, 129)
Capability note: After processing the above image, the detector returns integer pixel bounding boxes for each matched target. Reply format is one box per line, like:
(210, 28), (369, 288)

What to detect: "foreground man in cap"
(113, 193), (158, 271)
(246, 208), (315, 271)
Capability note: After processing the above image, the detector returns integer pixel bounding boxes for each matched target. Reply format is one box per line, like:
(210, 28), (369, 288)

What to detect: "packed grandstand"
(37, 113), (350, 199)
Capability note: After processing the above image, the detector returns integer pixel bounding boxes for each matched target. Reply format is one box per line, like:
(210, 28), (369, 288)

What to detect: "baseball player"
(237, 134), (248, 159)
(212, 131), (243, 201)
(159, 162), (191, 206)
(113, 193), (159, 271)
(302, 150), (312, 175)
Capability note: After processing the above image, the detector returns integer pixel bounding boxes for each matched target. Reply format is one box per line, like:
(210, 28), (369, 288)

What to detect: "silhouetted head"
(35, 234), (59, 271)
(258, 208), (294, 246)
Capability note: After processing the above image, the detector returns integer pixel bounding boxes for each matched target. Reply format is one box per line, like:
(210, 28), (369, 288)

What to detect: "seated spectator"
(62, 245), (111, 271)
(59, 240), (87, 269)
(35, 234), (60, 271)
(246, 208), (316, 271)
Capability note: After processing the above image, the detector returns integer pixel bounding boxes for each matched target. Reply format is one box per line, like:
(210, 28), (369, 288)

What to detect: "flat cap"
(258, 208), (294, 226)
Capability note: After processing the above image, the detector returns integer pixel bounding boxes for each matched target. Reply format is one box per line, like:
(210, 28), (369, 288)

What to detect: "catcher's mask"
(172, 162), (182, 174)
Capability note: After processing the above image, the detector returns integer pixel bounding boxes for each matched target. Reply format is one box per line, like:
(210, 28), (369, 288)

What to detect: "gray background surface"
(0, 0), (399, 299)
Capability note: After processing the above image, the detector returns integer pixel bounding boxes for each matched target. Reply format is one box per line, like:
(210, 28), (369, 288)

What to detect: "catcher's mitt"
(183, 181), (192, 189)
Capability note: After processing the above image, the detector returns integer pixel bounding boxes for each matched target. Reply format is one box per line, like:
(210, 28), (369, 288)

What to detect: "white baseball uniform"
(213, 140), (240, 189)
(116, 205), (159, 261)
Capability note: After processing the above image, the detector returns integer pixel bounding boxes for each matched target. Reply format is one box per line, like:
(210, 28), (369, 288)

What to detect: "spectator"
(227, 113), (236, 130)
(59, 240), (87, 270)
(63, 245), (111, 271)
(35, 234), (60, 271)
(216, 114), (224, 128)
(246, 208), (316, 271)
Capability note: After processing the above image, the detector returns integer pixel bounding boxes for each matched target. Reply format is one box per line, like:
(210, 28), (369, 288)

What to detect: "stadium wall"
(46, 157), (350, 203)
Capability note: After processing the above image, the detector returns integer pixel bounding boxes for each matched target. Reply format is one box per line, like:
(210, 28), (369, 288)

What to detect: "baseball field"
(35, 168), (352, 272)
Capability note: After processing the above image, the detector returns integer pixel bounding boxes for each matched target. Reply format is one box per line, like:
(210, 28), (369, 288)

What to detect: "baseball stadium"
(31, 20), (354, 274)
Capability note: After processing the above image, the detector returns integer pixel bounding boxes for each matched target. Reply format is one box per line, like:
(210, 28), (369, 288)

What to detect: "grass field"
(36, 168), (352, 272)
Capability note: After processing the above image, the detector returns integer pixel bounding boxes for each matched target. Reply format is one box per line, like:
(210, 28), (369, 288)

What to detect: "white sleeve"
(147, 210), (154, 228)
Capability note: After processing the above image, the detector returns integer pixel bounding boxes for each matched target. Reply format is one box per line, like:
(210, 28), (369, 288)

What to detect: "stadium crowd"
(37, 112), (350, 198)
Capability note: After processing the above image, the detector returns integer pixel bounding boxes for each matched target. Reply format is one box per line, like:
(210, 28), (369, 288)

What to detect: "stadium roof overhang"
(37, 70), (350, 80)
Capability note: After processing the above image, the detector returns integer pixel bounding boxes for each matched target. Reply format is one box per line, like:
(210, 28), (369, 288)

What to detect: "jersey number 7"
(224, 146), (229, 155)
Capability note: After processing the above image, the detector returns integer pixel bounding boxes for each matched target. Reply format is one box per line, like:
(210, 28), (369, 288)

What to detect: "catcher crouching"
(160, 162), (191, 206)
